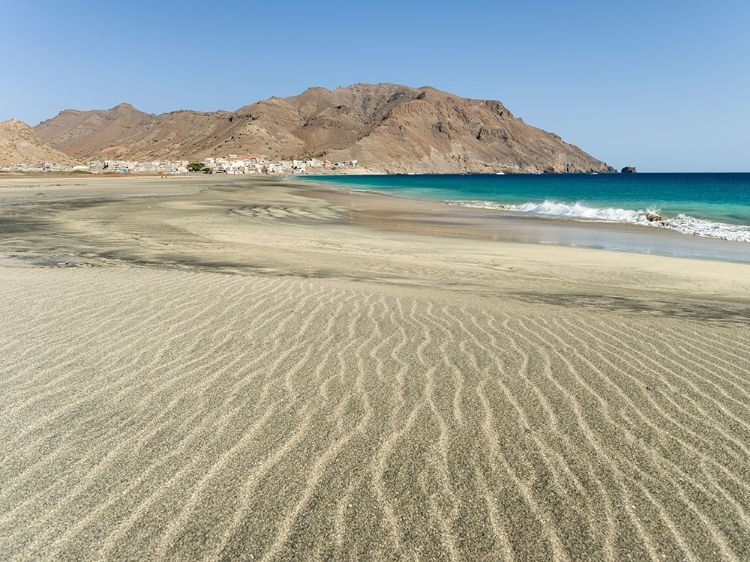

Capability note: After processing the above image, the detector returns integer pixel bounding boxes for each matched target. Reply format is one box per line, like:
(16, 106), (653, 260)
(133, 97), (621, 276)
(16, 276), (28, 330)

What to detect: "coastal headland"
(1, 175), (749, 560)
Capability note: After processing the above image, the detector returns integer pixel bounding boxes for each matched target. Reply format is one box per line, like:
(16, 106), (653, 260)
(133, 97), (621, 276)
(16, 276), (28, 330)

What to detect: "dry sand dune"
(1, 176), (749, 561)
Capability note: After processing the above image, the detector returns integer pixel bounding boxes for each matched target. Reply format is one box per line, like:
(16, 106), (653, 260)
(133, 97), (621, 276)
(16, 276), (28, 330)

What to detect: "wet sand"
(1, 175), (749, 560)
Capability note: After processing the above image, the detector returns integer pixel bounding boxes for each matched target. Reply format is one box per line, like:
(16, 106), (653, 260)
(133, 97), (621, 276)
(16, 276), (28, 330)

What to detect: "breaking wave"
(447, 199), (750, 242)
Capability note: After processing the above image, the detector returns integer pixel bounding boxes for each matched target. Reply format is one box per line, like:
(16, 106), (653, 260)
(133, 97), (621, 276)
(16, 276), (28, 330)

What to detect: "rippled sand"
(1, 176), (749, 561)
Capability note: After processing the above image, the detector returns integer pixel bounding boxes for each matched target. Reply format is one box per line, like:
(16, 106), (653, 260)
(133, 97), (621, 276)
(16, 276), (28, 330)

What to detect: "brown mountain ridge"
(35, 83), (614, 173)
(0, 119), (78, 167)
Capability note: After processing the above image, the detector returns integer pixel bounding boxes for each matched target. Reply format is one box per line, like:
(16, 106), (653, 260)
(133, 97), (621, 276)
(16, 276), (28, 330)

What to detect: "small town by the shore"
(0, 155), (359, 175)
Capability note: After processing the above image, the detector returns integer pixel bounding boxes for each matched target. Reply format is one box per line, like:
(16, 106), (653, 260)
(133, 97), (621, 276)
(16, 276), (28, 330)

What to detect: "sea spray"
(446, 200), (750, 242)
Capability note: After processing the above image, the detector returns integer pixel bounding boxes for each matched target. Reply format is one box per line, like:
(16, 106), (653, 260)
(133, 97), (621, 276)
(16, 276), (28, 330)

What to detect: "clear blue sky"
(2, 0), (748, 171)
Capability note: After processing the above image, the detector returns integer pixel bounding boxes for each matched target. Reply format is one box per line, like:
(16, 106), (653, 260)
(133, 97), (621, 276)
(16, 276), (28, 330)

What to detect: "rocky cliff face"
(35, 84), (614, 173)
(0, 119), (78, 166)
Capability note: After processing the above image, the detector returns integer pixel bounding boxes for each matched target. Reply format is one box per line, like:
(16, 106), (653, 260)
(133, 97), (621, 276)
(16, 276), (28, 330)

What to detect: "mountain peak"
(0, 118), (30, 130)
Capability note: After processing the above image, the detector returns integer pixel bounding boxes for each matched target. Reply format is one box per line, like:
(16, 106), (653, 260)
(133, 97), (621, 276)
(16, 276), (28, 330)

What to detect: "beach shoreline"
(300, 172), (750, 242)
(296, 177), (750, 264)
(2, 174), (749, 311)
(3, 173), (750, 264)
(2, 174), (749, 560)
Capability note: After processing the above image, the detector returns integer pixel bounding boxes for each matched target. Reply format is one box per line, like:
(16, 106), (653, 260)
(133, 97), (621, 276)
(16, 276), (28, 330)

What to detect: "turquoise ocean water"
(303, 173), (750, 242)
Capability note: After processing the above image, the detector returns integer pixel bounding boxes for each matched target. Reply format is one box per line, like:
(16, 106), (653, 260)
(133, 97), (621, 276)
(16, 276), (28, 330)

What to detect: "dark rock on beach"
(645, 212), (667, 223)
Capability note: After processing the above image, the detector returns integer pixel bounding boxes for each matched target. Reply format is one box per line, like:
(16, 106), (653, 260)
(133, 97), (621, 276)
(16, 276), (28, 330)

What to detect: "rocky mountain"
(35, 84), (614, 173)
(0, 119), (78, 167)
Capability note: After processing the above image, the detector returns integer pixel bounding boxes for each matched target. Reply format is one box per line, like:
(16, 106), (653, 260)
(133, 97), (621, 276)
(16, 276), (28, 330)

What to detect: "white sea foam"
(446, 199), (750, 242)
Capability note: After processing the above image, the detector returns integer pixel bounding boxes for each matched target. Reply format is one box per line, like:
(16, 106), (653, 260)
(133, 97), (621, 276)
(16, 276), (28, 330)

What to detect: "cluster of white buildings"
(204, 155), (358, 175)
(2, 155), (359, 175)
(88, 159), (191, 174)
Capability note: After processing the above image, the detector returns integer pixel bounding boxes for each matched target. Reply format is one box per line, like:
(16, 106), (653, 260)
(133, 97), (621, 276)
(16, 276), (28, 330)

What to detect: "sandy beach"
(1, 175), (749, 561)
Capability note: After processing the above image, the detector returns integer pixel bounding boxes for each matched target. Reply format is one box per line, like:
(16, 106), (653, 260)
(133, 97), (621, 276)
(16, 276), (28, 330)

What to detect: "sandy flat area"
(1, 175), (749, 561)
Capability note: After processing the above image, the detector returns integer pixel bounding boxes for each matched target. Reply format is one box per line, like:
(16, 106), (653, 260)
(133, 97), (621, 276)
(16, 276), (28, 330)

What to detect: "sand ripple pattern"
(1, 268), (749, 561)
(229, 204), (341, 223)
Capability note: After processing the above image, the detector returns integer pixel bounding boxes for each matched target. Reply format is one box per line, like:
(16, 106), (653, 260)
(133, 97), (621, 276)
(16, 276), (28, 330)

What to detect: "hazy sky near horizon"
(1, 0), (748, 171)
